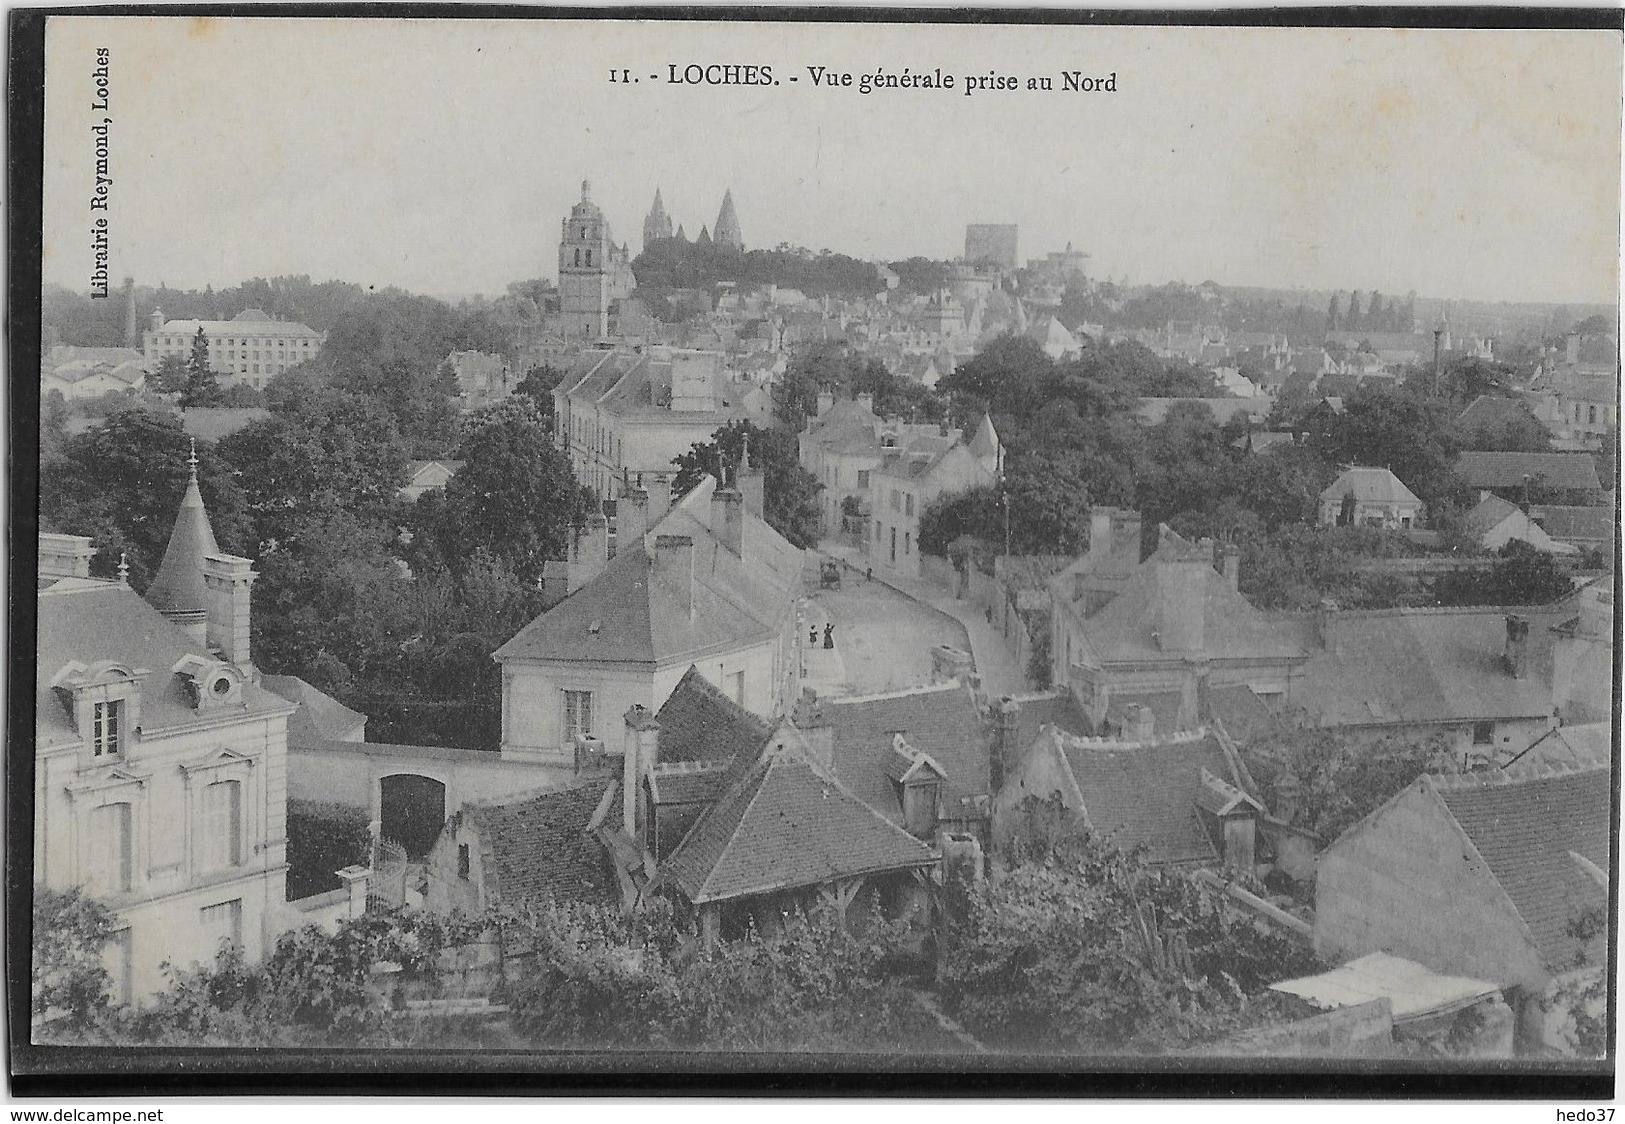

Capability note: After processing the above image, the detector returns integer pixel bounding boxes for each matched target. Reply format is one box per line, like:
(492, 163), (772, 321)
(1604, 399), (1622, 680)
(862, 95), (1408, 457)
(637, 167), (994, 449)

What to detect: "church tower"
(714, 188), (743, 251)
(642, 188), (673, 251)
(558, 179), (635, 339)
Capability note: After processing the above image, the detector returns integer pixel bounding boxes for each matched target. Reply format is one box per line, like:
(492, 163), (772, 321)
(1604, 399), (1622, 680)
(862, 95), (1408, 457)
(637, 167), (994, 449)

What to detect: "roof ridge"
(827, 680), (964, 706)
(465, 773), (612, 811)
(1055, 724), (1212, 751)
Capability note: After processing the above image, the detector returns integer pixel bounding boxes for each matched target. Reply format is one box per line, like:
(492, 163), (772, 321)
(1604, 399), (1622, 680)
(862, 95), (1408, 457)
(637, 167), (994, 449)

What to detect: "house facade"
(493, 475), (803, 765)
(143, 307), (324, 390)
(35, 492), (295, 1004)
(867, 417), (1001, 580)
(1318, 467), (1425, 529)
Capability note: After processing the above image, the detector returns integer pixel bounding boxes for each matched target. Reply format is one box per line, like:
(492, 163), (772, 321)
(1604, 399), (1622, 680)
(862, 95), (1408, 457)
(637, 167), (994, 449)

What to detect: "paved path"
(804, 562), (969, 694)
(815, 541), (1030, 698)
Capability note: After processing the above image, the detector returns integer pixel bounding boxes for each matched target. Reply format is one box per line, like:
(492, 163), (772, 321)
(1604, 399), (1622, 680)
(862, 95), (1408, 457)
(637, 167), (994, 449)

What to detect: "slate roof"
(467, 777), (619, 908)
(1463, 494), (1523, 537)
(653, 665), (773, 765)
(823, 683), (991, 826)
(555, 349), (755, 420)
(143, 472), (219, 615)
(1432, 767), (1610, 971)
(261, 674), (367, 747)
(1052, 728), (1251, 865)
(661, 738), (937, 905)
(1289, 606), (1564, 727)
(494, 477), (800, 667)
(155, 314), (321, 339)
(37, 581), (294, 747)
(1319, 467), (1423, 508)
(1455, 451), (1602, 493)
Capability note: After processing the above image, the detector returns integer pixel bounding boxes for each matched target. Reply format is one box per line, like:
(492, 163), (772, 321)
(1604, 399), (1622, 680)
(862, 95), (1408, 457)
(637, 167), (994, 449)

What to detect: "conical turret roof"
(144, 445), (219, 615)
(714, 188), (743, 250)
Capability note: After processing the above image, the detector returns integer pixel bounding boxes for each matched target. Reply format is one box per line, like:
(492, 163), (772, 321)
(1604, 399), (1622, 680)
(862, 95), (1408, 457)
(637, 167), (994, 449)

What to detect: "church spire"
(643, 186), (673, 250)
(714, 188), (743, 250)
(144, 441), (220, 623)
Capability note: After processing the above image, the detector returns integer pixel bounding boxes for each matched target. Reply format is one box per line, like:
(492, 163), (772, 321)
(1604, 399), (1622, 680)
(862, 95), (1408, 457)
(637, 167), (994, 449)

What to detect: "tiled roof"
(1291, 606), (1565, 727)
(494, 478), (800, 667)
(469, 777), (619, 908)
(653, 665), (774, 765)
(1531, 504), (1617, 545)
(37, 582), (294, 747)
(179, 408), (272, 442)
(648, 761), (733, 805)
(1463, 494), (1522, 537)
(261, 675), (368, 747)
(1432, 767), (1610, 971)
(1456, 395), (1540, 431)
(1079, 532), (1307, 666)
(1319, 467), (1423, 507)
(1005, 689), (1093, 750)
(824, 683), (990, 825)
(1455, 452), (1601, 493)
(1055, 729), (1248, 865)
(154, 316), (321, 339)
(661, 739), (936, 904)
(1204, 684), (1277, 745)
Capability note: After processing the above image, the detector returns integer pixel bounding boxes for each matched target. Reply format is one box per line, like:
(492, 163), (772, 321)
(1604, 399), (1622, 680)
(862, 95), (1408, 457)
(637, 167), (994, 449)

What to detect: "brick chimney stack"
(1153, 531), (1213, 653)
(618, 480), (650, 553)
(568, 512), (610, 592)
(652, 534), (695, 620)
(711, 485), (744, 556)
(203, 552), (257, 674)
(1504, 614), (1530, 679)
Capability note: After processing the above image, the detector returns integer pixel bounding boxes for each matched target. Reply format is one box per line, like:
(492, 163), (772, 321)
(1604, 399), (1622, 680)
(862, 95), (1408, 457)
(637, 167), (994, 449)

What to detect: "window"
(901, 781), (939, 836)
(1472, 721), (1494, 745)
(856, 470), (869, 489)
(731, 671), (746, 704)
(199, 899), (243, 951)
(200, 779), (242, 870)
(574, 249), (581, 267)
(904, 532), (911, 556)
(1588, 405), (1598, 425)
(564, 690), (594, 743)
(89, 802), (133, 894)
(585, 249), (594, 267)
(91, 700), (123, 758)
(905, 493), (915, 517)
(457, 843), (470, 880)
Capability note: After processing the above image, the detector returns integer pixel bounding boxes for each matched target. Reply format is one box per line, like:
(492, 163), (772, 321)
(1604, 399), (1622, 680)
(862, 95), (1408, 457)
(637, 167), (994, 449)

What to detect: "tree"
(40, 408), (251, 588)
(32, 887), (117, 1037)
(151, 354), (190, 395)
(513, 364), (566, 420)
(1311, 383), (1460, 507)
(1432, 540), (1575, 607)
(672, 421), (822, 548)
(1326, 292), (1342, 332)
(180, 327), (223, 407)
(418, 415), (593, 583)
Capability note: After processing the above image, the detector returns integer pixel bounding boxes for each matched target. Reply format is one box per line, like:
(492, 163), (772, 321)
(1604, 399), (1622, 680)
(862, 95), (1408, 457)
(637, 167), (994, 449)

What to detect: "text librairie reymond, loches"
(89, 46), (113, 298)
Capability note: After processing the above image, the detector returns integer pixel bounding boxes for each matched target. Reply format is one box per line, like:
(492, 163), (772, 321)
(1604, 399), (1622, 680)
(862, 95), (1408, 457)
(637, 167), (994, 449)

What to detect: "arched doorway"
(378, 773), (447, 860)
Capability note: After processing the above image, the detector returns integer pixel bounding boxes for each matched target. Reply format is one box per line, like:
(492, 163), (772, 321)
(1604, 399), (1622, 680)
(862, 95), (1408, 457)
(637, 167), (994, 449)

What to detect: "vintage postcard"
(13, 10), (1621, 1094)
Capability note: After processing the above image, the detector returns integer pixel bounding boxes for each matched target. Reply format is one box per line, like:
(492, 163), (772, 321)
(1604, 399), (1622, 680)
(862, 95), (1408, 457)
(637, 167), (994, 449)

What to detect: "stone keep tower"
(558, 180), (635, 338)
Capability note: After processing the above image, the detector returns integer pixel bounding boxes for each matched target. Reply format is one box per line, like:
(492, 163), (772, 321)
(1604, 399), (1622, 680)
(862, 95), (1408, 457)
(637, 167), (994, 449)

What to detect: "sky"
(41, 17), (1623, 305)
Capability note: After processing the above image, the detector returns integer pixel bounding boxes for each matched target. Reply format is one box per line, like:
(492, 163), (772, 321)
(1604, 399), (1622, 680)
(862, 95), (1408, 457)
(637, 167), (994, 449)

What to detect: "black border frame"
(7, 4), (1620, 1098)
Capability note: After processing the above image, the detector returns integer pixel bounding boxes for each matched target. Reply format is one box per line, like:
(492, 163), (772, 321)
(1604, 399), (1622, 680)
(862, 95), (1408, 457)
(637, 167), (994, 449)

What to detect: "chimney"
(1220, 544), (1241, 592)
(1088, 506), (1115, 558)
(792, 690), (834, 770)
(647, 475), (673, 520)
(855, 392), (874, 415)
(39, 533), (95, 580)
(567, 512), (610, 592)
(816, 391), (835, 417)
(202, 552), (257, 671)
(1112, 510), (1144, 562)
(1504, 614), (1530, 679)
(1153, 536), (1212, 653)
(652, 534), (695, 619)
(618, 482), (650, 552)
(1123, 702), (1155, 743)
(1315, 597), (1341, 653)
(621, 705), (661, 839)
(991, 696), (1021, 791)
(711, 486), (744, 556)
(739, 451), (765, 522)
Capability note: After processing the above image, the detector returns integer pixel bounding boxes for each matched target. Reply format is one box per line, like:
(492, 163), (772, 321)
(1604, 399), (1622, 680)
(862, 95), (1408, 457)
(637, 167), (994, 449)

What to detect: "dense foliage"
(286, 801), (374, 899)
(32, 887), (118, 1036)
(940, 804), (1318, 1053)
(631, 239), (883, 313)
(671, 420), (823, 548)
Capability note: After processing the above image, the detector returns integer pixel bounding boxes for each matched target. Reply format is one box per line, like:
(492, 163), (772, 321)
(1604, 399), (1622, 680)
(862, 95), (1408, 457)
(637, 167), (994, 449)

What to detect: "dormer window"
(173, 654), (245, 711)
(92, 700), (123, 758)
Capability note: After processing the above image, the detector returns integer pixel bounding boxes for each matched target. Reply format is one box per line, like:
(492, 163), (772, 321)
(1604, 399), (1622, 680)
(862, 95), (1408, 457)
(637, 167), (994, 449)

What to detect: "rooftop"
(466, 776), (619, 908)
(1455, 451), (1602, 493)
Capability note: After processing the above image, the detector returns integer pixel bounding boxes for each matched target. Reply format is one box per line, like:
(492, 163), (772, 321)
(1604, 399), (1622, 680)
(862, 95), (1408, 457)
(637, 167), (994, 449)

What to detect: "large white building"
(143, 308), (325, 389)
(34, 463), (295, 1006)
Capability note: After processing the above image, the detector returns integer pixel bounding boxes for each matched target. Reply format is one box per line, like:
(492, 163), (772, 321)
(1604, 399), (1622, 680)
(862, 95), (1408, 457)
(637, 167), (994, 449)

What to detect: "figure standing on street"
(809, 625), (819, 647)
(823, 622), (835, 649)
